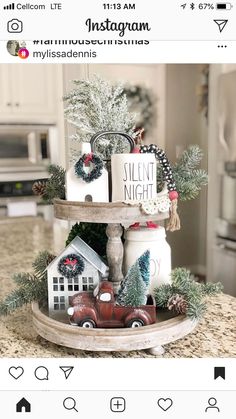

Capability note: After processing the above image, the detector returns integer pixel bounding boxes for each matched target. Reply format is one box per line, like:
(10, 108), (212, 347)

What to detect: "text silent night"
(123, 161), (155, 201)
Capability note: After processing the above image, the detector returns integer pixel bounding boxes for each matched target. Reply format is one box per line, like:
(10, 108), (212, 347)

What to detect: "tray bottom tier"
(32, 302), (197, 355)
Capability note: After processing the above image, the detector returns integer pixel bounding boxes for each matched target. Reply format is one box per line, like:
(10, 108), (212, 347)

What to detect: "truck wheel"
(127, 319), (144, 328)
(80, 319), (96, 328)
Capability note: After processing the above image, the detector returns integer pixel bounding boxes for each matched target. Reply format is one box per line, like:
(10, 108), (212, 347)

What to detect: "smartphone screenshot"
(0, 0), (235, 417)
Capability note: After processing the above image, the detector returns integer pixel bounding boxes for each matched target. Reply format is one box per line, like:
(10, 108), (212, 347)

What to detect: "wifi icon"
(4, 2), (15, 9)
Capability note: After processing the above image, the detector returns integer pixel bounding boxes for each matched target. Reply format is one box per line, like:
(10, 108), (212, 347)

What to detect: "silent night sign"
(111, 154), (157, 202)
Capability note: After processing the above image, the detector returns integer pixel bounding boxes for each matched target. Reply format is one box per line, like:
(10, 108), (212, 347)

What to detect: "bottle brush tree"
(117, 251), (150, 307)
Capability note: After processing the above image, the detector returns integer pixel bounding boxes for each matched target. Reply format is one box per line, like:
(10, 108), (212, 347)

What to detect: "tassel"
(167, 198), (181, 232)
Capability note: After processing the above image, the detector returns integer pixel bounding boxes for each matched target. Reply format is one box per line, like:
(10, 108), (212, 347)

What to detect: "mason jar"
(123, 226), (172, 294)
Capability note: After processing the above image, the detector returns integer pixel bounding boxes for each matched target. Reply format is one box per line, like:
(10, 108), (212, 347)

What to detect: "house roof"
(47, 236), (109, 277)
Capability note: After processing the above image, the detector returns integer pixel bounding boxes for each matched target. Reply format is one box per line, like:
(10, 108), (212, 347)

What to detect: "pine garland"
(0, 251), (55, 316)
(154, 268), (223, 321)
(156, 145), (208, 201)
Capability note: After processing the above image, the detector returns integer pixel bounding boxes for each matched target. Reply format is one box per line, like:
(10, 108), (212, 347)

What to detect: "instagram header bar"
(0, 0), (236, 62)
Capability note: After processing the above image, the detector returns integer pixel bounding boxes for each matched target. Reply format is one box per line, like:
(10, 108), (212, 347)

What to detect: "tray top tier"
(54, 199), (169, 224)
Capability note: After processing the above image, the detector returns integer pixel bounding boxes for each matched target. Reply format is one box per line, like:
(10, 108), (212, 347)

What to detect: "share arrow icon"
(214, 19), (228, 33)
(59, 366), (74, 379)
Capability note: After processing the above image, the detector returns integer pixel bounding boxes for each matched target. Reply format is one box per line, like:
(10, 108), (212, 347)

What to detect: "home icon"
(16, 397), (31, 413)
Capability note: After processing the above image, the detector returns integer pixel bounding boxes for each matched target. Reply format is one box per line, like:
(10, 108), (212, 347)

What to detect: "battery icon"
(216, 3), (233, 9)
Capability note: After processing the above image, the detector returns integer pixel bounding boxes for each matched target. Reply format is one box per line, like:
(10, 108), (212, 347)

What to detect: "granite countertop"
(0, 217), (235, 358)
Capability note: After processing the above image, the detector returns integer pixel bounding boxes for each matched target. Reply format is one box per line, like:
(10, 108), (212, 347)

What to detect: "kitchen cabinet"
(212, 245), (236, 296)
(0, 64), (58, 123)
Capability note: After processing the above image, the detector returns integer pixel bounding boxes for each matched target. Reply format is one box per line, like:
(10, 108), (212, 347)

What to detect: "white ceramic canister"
(66, 143), (109, 203)
(111, 153), (157, 203)
(124, 226), (171, 294)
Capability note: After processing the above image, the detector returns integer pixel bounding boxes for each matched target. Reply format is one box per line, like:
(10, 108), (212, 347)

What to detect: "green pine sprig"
(32, 250), (55, 280)
(41, 164), (65, 204)
(157, 145), (208, 201)
(0, 251), (55, 316)
(154, 268), (223, 321)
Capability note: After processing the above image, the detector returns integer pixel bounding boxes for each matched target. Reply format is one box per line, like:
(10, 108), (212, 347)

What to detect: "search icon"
(63, 397), (78, 412)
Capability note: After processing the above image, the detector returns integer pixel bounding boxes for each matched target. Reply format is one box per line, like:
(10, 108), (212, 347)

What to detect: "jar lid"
(125, 226), (166, 241)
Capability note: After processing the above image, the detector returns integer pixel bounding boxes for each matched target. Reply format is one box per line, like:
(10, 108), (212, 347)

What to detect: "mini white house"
(46, 236), (109, 318)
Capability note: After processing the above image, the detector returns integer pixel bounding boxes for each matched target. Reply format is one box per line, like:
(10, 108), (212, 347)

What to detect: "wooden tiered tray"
(32, 302), (197, 355)
(53, 198), (169, 224)
(31, 199), (198, 355)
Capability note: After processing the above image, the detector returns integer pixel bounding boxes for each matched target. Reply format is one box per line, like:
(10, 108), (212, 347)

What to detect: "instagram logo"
(18, 47), (29, 59)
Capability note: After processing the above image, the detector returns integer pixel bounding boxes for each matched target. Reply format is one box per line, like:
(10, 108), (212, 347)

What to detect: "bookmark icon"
(214, 367), (226, 380)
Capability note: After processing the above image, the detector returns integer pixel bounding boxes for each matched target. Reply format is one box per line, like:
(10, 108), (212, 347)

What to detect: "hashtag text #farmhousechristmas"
(85, 18), (151, 37)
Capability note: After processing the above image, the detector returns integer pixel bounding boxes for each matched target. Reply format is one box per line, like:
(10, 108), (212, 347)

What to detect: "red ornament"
(169, 190), (179, 201)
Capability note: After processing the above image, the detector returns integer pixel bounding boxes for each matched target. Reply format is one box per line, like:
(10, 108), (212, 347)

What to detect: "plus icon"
(110, 397), (126, 412)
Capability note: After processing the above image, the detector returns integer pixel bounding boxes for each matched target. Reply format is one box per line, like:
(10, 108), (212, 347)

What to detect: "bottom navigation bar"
(0, 390), (235, 418)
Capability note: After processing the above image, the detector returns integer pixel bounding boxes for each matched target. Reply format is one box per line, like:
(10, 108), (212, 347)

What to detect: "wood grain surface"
(54, 199), (169, 224)
(32, 302), (197, 353)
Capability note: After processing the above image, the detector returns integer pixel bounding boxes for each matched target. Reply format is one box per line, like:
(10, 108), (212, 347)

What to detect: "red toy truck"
(67, 281), (156, 328)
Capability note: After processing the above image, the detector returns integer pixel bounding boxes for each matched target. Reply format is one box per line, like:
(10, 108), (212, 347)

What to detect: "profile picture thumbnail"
(6, 40), (26, 56)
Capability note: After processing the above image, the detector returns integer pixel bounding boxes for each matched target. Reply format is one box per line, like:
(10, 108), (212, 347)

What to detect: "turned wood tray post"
(106, 223), (124, 293)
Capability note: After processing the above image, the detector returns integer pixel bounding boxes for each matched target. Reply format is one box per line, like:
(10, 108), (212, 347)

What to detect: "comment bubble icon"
(34, 366), (49, 381)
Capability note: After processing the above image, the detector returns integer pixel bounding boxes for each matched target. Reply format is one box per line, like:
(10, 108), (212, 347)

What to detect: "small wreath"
(74, 153), (104, 183)
(58, 253), (85, 279)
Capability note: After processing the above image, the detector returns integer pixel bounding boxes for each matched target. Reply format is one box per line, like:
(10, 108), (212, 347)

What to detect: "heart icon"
(157, 398), (173, 411)
(9, 366), (24, 380)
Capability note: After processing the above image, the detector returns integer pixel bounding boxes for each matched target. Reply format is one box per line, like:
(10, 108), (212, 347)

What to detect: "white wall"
(165, 64), (207, 273)
(207, 64), (236, 289)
